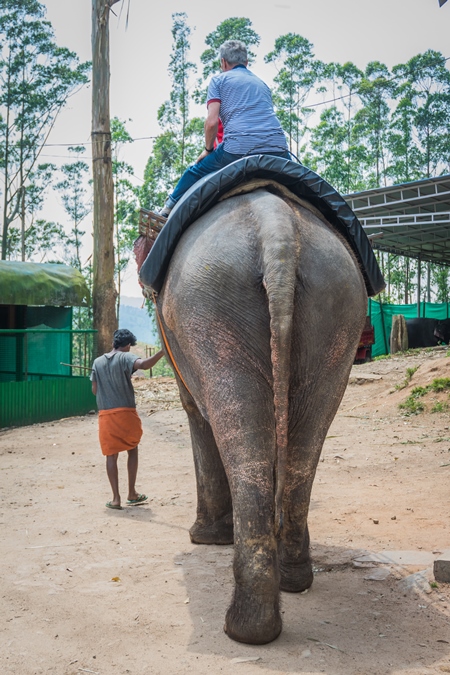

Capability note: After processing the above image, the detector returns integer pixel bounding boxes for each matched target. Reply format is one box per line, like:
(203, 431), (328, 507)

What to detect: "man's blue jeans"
(167, 143), (291, 207)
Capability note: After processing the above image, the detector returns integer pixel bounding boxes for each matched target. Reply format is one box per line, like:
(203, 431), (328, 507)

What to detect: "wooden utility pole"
(91, 0), (120, 355)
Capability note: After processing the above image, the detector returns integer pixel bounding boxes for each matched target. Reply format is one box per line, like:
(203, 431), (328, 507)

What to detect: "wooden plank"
(139, 208), (165, 241)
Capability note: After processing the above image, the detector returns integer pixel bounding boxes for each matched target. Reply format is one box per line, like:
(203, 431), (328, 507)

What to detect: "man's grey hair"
(219, 40), (248, 66)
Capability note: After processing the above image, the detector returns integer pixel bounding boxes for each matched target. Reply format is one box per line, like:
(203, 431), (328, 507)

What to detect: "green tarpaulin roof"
(0, 261), (90, 306)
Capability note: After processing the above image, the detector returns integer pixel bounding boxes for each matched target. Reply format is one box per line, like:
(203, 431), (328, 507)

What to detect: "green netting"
(369, 299), (450, 357)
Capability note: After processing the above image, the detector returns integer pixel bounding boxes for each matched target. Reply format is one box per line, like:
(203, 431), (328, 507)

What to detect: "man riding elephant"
(157, 39), (290, 218)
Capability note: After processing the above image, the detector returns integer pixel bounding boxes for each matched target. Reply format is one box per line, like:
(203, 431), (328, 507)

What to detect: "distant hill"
(119, 297), (158, 345)
(120, 295), (145, 308)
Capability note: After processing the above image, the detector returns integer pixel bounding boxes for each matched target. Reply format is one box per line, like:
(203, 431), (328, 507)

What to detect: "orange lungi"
(98, 407), (143, 456)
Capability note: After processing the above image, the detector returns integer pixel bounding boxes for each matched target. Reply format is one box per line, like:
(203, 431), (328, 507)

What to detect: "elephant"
(144, 180), (368, 644)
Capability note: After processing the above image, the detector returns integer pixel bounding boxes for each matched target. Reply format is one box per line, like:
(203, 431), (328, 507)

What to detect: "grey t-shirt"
(90, 351), (139, 410)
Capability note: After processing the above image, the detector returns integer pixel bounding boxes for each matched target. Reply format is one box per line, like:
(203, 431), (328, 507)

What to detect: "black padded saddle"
(139, 155), (385, 297)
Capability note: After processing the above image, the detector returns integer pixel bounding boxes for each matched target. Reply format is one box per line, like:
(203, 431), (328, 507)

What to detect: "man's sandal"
(126, 494), (148, 505)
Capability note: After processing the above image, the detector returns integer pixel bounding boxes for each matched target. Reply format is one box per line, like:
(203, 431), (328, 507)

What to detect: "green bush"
(151, 356), (174, 378)
(429, 378), (450, 392)
(431, 401), (448, 413)
(136, 342), (175, 379)
(410, 385), (428, 397)
(399, 397), (425, 414)
(399, 378), (450, 415)
(396, 366), (419, 390)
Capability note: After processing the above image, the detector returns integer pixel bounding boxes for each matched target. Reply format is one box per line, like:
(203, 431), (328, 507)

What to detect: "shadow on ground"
(174, 541), (450, 675)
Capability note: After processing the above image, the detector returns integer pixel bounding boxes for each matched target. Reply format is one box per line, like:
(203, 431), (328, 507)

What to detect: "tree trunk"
(390, 314), (408, 354)
(91, 0), (120, 355)
(405, 258), (409, 304)
(20, 55), (26, 262)
(1, 56), (12, 260)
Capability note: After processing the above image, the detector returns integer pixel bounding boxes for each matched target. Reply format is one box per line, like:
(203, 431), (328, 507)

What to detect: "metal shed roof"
(0, 261), (90, 306)
(344, 174), (450, 266)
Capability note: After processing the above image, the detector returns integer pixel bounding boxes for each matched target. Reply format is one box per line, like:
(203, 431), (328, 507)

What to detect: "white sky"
(40, 0), (450, 296)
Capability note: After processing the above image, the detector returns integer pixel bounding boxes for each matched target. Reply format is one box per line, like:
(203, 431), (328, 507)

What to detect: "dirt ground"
(2, 348), (450, 675)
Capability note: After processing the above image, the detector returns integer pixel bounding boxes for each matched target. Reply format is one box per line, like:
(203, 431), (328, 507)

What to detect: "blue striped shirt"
(207, 65), (288, 155)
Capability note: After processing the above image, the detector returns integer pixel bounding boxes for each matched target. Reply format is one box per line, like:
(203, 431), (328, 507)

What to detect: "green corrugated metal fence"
(0, 377), (97, 428)
(369, 299), (450, 357)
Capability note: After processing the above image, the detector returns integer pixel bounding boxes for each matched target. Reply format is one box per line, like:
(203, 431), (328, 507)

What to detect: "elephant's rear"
(159, 190), (283, 416)
(160, 187), (367, 483)
(158, 187), (367, 644)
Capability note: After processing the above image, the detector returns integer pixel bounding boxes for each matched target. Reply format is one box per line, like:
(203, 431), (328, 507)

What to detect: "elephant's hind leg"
(279, 364), (355, 592)
(225, 533), (282, 644)
(279, 520), (314, 593)
(182, 394), (233, 545)
(209, 392), (282, 644)
(278, 424), (329, 592)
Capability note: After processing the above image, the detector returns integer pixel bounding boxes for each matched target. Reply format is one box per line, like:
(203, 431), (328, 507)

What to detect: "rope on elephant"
(152, 292), (193, 397)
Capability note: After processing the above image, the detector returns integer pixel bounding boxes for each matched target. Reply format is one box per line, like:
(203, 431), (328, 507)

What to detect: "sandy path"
(1, 351), (450, 675)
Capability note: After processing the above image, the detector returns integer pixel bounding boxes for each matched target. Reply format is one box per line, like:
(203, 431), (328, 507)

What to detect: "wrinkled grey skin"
(154, 186), (367, 645)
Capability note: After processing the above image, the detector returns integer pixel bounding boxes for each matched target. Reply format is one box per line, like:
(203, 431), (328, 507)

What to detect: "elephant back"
(139, 155), (385, 297)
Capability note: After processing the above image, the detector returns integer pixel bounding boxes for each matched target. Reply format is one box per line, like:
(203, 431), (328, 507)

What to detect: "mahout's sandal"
(106, 501), (123, 510)
(126, 494), (148, 505)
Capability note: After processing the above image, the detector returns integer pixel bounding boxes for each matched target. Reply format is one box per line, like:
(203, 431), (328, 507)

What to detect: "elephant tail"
(261, 215), (299, 538)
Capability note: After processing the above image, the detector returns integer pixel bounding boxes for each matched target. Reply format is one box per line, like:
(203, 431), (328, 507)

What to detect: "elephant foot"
(224, 587), (282, 644)
(279, 559), (314, 593)
(189, 512), (233, 545)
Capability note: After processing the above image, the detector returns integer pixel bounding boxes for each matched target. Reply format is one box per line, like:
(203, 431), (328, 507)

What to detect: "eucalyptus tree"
(54, 146), (92, 329)
(5, 219), (65, 262)
(304, 106), (348, 190)
(158, 13), (198, 170)
(265, 34), (324, 158)
(391, 50), (450, 178)
(354, 61), (394, 188)
(334, 62), (365, 192)
(386, 86), (423, 184)
(305, 60), (367, 193)
(431, 264), (450, 303)
(110, 117), (139, 318)
(56, 147), (91, 273)
(0, 0), (90, 260)
(142, 13), (204, 210)
(394, 256), (410, 304)
(15, 161), (56, 259)
(195, 17), (260, 104)
(141, 131), (181, 211)
(305, 105), (367, 194)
